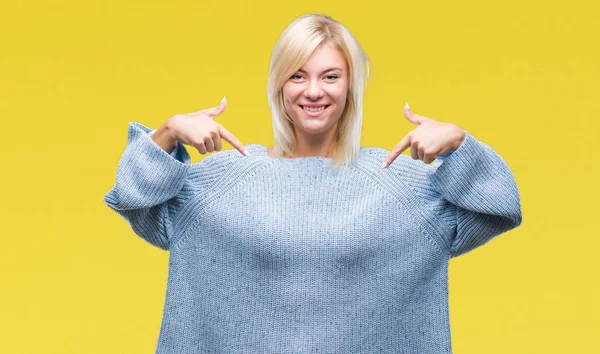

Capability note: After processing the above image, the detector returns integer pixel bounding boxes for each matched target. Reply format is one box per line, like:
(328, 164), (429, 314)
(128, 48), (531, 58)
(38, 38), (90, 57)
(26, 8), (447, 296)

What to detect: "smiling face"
(282, 43), (349, 143)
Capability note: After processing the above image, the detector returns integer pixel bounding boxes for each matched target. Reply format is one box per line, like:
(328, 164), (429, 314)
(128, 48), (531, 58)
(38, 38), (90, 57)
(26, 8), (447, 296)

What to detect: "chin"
(295, 120), (336, 135)
(288, 106), (341, 135)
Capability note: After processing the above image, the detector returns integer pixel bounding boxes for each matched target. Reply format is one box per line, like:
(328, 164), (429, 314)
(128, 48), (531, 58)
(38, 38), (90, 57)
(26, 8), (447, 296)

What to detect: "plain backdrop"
(1, 0), (598, 353)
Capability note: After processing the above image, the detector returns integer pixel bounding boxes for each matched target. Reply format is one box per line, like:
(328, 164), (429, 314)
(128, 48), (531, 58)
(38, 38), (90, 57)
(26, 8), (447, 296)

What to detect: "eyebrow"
(297, 67), (343, 74)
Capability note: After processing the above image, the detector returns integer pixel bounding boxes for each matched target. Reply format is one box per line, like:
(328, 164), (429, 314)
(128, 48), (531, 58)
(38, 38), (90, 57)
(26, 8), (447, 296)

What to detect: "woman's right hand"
(152, 96), (249, 156)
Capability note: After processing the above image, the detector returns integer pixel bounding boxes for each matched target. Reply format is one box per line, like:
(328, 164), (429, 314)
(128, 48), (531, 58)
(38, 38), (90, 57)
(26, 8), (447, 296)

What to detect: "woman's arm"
(103, 122), (193, 250)
(151, 121), (178, 153)
(426, 131), (523, 258)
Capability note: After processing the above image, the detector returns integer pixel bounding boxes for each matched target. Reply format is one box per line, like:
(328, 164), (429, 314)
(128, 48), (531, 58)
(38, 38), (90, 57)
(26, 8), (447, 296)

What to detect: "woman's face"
(282, 43), (349, 140)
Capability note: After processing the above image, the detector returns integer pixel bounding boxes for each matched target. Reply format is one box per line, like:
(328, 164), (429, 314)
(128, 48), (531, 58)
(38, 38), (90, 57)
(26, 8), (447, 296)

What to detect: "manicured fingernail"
(381, 160), (388, 168)
(221, 96), (227, 103)
(405, 102), (410, 110)
(244, 149), (251, 156)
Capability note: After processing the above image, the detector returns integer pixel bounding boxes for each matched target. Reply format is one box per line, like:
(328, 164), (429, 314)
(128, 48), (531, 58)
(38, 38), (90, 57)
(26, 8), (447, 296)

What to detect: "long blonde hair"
(266, 13), (370, 169)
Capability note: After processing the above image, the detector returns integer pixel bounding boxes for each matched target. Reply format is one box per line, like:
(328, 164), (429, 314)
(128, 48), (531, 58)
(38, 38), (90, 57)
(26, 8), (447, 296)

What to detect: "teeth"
(302, 105), (327, 112)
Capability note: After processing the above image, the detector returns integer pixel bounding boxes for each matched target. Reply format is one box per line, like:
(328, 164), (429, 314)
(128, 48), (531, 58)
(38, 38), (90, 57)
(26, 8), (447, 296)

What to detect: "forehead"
(300, 43), (347, 72)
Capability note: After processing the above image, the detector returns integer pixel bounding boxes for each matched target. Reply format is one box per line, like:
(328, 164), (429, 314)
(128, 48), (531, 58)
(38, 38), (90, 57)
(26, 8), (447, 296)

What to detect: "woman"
(104, 13), (522, 353)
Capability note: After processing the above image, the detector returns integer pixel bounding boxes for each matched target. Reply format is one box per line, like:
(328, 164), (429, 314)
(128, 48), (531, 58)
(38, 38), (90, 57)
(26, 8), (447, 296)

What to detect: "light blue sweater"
(103, 122), (522, 353)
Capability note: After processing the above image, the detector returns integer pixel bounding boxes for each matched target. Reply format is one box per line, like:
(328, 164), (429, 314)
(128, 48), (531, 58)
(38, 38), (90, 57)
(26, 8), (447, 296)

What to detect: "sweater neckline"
(245, 143), (336, 161)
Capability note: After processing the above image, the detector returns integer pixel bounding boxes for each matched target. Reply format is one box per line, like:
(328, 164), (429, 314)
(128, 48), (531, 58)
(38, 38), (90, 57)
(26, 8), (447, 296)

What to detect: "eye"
(290, 74), (302, 80)
(325, 75), (339, 80)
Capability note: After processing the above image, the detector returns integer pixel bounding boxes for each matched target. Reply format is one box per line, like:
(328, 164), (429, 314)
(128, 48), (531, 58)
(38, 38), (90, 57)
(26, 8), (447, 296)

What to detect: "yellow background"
(1, 0), (597, 353)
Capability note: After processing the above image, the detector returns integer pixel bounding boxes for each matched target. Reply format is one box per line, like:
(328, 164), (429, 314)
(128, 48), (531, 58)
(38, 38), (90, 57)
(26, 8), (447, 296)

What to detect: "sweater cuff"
(430, 130), (466, 168)
(147, 128), (188, 162)
(428, 130), (483, 183)
(104, 122), (191, 210)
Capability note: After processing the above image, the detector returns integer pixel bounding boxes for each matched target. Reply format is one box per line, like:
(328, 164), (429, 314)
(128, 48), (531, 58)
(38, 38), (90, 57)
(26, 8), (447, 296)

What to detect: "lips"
(299, 104), (330, 117)
(300, 104), (329, 111)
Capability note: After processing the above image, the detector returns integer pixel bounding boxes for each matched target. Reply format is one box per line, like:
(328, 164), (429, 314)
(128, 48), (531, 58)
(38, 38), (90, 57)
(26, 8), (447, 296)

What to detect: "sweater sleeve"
(102, 122), (193, 251)
(426, 131), (523, 258)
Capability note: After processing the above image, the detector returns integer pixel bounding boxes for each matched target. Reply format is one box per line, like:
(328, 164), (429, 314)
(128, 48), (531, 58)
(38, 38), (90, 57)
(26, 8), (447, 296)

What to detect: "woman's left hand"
(381, 103), (467, 168)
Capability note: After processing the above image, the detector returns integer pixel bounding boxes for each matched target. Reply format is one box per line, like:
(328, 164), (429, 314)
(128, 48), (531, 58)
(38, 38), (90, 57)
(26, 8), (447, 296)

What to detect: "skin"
(152, 44), (466, 165)
(381, 103), (467, 167)
(268, 43), (348, 158)
(152, 96), (248, 157)
(268, 42), (466, 164)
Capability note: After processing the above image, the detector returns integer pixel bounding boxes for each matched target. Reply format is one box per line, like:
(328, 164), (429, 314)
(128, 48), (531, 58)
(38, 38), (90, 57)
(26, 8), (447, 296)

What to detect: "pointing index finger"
(382, 133), (411, 168)
(218, 125), (250, 156)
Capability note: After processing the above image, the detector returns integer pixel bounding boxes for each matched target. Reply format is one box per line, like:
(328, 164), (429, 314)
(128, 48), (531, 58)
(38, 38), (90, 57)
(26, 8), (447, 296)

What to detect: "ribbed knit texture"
(103, 122), (522, 353)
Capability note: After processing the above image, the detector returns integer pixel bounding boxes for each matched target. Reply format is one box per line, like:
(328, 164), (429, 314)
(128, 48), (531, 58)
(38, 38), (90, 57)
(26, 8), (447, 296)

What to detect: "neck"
(268, 123), (340, 159)
(288, 123), (338, 158)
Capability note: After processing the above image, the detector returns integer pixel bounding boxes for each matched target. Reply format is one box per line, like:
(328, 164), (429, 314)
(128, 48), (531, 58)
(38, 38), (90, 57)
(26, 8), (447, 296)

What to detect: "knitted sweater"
(103, 122), (522, 353)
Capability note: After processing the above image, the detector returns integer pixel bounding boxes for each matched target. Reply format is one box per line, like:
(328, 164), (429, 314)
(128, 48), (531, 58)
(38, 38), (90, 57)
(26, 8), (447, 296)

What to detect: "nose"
(304, 79), (324, 99)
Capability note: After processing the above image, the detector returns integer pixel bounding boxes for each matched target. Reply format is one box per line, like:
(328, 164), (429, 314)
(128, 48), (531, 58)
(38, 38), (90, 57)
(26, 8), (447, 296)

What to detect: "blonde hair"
(266, 13), (370, 169)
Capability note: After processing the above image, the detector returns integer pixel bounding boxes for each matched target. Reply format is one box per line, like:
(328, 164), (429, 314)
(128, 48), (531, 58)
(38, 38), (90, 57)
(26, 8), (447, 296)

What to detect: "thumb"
(403, 102), (425, 126)
(206, 96), (228, 119)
